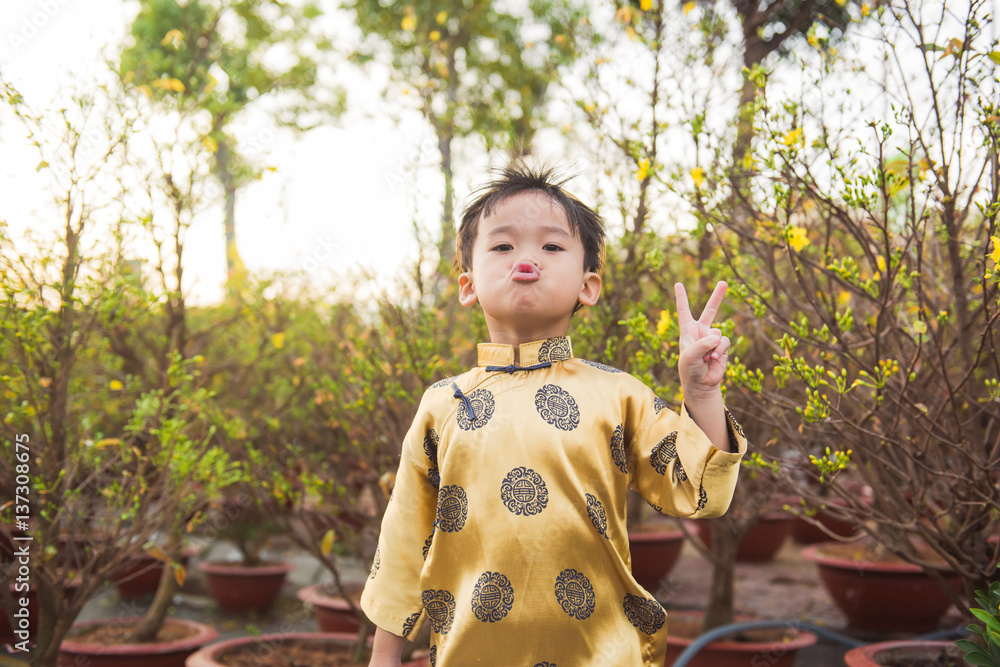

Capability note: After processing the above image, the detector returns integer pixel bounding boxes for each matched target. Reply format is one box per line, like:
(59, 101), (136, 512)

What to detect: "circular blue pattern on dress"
(427, 466), (441, 488)
(423, 528), (434, 560)
(435, 485), (468, 532)
(534, 384), (580, 431)
(609, 424), (627, 474)
(369, 547), (379, 580)
(500, 467), (549, 516)
(653, 396), (666, 415)
(586, 493), (608, 539)
(422, 589), (456, 634)
(533, 663), (557, 667)
(697, 485), (708, 511)
(430, 377), (453, 389)
(429, 645), (437, 666)
(402, 611), (420, 638)
(471, 571), (514, 623)
(456, 388), (495, 430)
(649, 432), (678, 475)
(555, 568), (596, 620)
(622, 593), (665, 635)
(647, 501), (664, 514)
(537, 337), (572, 362)
(674, 458), (687, 482)
(582, 359), (622, 373)
(423, 428), (439, 462)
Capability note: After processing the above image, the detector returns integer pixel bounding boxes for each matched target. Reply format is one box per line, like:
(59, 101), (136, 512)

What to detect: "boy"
(363, 163), (746, 666)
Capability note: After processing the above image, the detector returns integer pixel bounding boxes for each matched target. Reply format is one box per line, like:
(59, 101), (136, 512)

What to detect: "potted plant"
(0, 80), (248, 667)
(694, 0), (997, 636)
(955, 580), (1000, 667)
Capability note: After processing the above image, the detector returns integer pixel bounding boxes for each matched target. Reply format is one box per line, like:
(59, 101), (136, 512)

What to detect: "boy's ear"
(578, 271), (602, 307)
(458, 271), (478, 307)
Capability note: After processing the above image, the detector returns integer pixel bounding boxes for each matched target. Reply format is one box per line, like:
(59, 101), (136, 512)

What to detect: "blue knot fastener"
(484, 362), (553, 374)
(451, 381), (475, 421)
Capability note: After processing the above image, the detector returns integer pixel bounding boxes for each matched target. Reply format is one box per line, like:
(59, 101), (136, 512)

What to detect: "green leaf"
(963, 652), (996, 667)
(971, 607), (1000, 635)
(920, 43), (945, 52)
(955, 638), (986, 654)
(35, 160), (48, 171)
(989, 51), (1000, 65)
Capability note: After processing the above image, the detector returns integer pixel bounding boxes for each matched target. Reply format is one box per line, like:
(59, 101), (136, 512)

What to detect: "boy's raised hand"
(674, 281), (730, 398)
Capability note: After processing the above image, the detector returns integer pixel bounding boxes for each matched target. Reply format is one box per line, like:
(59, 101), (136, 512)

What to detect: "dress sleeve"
(360, 389), (440, 640)
(624, 384), (747, 519)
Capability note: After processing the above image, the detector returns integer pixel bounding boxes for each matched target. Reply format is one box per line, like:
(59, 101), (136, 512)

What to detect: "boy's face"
(458, 190), (601, 343)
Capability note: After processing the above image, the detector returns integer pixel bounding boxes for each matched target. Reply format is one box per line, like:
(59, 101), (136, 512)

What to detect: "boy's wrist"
(682, 383), (723, 405)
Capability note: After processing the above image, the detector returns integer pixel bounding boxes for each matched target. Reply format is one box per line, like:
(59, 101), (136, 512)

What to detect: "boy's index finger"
(698, 281), (728, 325)
(673, 282), (695, 326)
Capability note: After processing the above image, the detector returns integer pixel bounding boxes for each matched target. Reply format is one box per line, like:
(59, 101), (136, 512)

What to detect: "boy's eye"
(492, 243), (513, 252)
(543, 243), (564, 252)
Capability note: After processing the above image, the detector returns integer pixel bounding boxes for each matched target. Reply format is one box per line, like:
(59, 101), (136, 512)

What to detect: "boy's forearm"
(369, 626), (406, 666)
(683, 386), (732, 453)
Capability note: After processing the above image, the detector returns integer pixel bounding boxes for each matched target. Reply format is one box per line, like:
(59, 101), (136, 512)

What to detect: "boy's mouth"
(511, 262), (540, 282)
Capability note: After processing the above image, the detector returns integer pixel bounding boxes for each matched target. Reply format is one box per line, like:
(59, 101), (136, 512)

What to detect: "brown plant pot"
(296, 583), (364, 633)
(197, 560), (293, 613)
(112, 550), (194, 600)
(628, 528), (685, 591)
(843, 640), (966, 666)
(690, 512), (795, 562)
(801, 542), (964, 632)
(59, 617), (217, 667)
(790, 499), (860, 544)
(663, 610), (818, 667)
(185, 632), (396, 667)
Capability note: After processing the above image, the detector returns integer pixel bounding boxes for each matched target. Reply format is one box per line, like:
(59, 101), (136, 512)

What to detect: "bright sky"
(0, 0), (479, 305)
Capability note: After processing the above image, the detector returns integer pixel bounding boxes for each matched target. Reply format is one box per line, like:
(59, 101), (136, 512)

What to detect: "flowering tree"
(689, 0), (1000, 604)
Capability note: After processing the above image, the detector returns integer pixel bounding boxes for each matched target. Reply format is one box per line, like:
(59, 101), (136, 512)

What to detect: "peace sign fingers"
(673, 281), (728, 328)
(698, 281), (728, 326)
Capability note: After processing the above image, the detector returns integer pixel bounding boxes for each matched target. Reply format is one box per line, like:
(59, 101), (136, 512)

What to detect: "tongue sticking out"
(511, 262), (540, 281)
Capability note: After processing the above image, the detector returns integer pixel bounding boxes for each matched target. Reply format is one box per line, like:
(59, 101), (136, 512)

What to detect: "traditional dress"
(361, 336), (747, 666)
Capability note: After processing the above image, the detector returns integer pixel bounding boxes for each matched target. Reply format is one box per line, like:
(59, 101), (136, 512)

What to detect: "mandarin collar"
(477, 336), (574, 367)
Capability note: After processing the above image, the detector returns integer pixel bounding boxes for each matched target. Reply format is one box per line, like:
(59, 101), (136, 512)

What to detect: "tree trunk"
(702, 517), (737, 631)
(127, 533), (181, 642)
(214, 139), (244, 295)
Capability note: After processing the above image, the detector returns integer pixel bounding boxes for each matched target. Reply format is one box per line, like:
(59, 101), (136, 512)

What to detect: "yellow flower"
(436, 11), (448, 24)
(861, 3), (871, 16)
(153, 77), (186, 93)
(990, 236), (1000, 264)
(876, 255), (886, 272)
(160, 29), (184, 48)
(202, 136), (217, 152)
(787, 226), (810, 252)
(401, 15), (416, 31)
(272, 332), (286, 349)
(636, 158), (650, 181)
(109, 380), (124, 391)
(690, 166), (705, 188)
(683, 1), (696, 15)
(430, 30), (441, 41)
(640, 0), (653, 10)
(781, 127), (804, 147)
(656, 309), (672, 336)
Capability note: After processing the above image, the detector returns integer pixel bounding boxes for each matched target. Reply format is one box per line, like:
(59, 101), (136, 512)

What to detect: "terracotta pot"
(112, 550), (194, 599)
(628, 528), (685, 591)
(296, 583), (364, 633)
(690, 512), (795, 562)
(790, 498), (860, 544)
(59, 617), (217, 667)
(664, 610), (817, 667)
(801, 543), (963, 632)
(843, 640), (966, 666)
(197, 560), (293, 613)
(186, 632), (378, 667)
